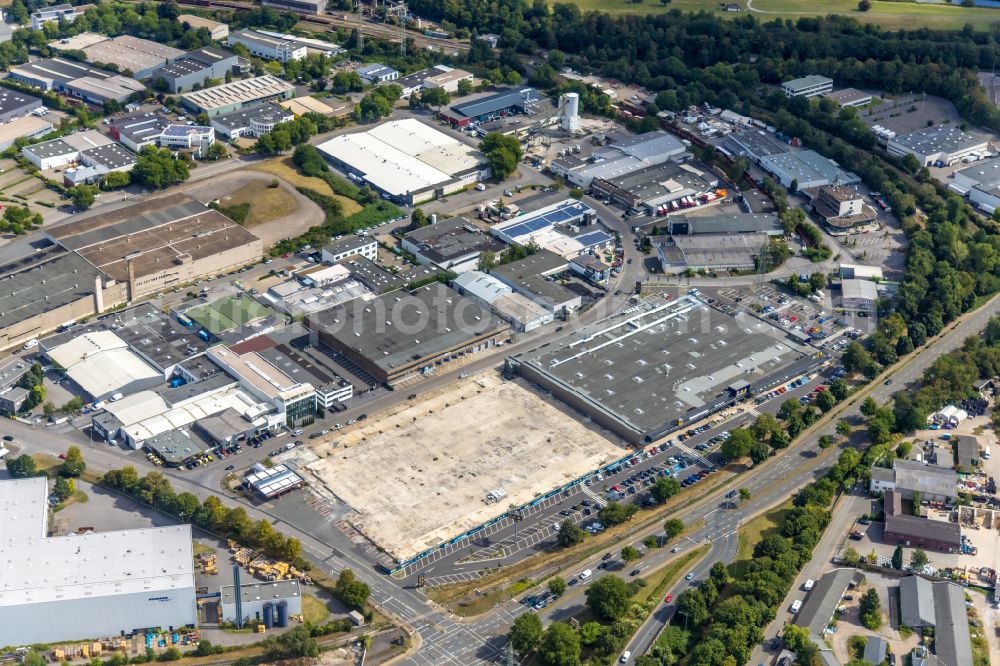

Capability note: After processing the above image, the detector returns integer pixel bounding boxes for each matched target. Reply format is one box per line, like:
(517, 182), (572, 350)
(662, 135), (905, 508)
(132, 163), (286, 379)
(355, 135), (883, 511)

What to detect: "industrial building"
(357, 63), (400, 85)
(869, 460), (957, 503)
(811, 184), (879, 234)
(591, 161), (719, 214)
(899, 577), (973, 666)
(46, 193), (263, 301)
(108, 113), (171, 152)
(151, 46), (240, 93)
(841, 278), (878, 312)
(0, 477), (196, 646)
(509, 296), (819, 443)
(22, 128), (115, 170)
(949, 156), (1000, 214)
(312, 283), (510, 387)
(158, 124), (216, 157)
(396, 65), (473, 98)
(825, 88), (873, 108)
(220, 579), (301, 627)
(759, 150), (860, 190)
(402, 216), (506, 273)
(884, 490), (961, 552)
(569, 255), (610, 285)
(338, 256), (442, 295)
(210, 102), (293, 140)
(552, 131), (687, 188)
(439, 86), (549, 128)
(180, 75), (295, 117)
(8, 58), (128, 94)
(280, 95), (353, 118)
(45, 330), (163, 401)
(178, 14), (229, 41)
(316, 118), (489, 205)
(663, 213), (783, 237)
(31, 3), (92, 30)
(228, 334), (353, 410)
(656, 233), (770, 273)
(793, 568), (865, 642)
(489, 250), (581, 315)
(145, 429), (206, 467)
(954, 434), (981, 471)
(322, 235), (378, 264)
(82, 35), (184, 79)
(261, 0), (325, 14)
(0, 115), (53, 151)
(721, 129), (787, 165)
(244, 463), (306, 500)
(780, 74), (833, 98)
(0, 247), (117, 352)
(207, 344), (316, 426)
(0, 88), (42, 123)
(491, 199), (598, 258)
(887, 125), (988, 167)
(227, 30), (306, 62)
(453, 270), (554, 332)
(840, 263), (883, 280)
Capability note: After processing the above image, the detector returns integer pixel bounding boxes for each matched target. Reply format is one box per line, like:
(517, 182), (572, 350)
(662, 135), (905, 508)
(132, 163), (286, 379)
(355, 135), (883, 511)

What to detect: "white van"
(790, 599), (802, 613)
(619, 651), (631, 663)
(110, 392), (124, 402)
(579, 569), (592, 581)
(22, 338), (38, 351)
(804, 579), (815, 591)
(985, 446), (991, 460)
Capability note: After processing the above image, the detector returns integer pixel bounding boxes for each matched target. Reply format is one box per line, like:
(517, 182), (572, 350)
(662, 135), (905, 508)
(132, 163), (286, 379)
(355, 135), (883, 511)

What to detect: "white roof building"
(315, 118), (489, 205)
(46, 330), (162, 401)
(453, 270), (512, 304)
(245, 463), (304, 499)
(0, 477), (195, 645)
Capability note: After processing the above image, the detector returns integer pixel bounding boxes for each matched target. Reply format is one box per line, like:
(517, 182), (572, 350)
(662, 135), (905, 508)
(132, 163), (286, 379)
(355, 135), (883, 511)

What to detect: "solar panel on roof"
(576, 231), (612, 246)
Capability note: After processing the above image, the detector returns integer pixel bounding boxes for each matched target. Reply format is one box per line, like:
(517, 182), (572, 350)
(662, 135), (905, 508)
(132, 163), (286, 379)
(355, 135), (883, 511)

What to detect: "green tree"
(739, 488), (751, 501)
(891, 545), (903, 570)
(548, 577), (566, 597)
(598, 501), (638, 525)
(69, 185), (98, 210)
(663, 518), (684, 540)
(479, 132), (523, 180)
(621, 545), (640, 562)
(334, 569), (370, 610)
(721, 428), (754, 460)
(651, 476), (681, 503)
(842, 546), (861, 566)
(7, 453), (38, 478)
(830, 379), (849, 401)
(133, 147), (190, 189)
(816, 390), (837, 412)
(419, 86), (450, 108)
(100, 170), (131, 190)
(205, 142), (228, 161)
(509, 611), (543, 655)
(557, 519), (586, 547)
(53, 476), (74, 502)
(674, 588), (708, 627)
(860, 588), (882, 629)
(837, 420), (853, 438)
(457, 78), (473, 96)
(911, 548), (929, 568)
(265, 625), (319, 660)
(585, 575), (630, 621)
(783, 624), (819, 664)
(59, 445), (85, 478)
(858, 0), (872, 10)
(539, 622), (580, 666)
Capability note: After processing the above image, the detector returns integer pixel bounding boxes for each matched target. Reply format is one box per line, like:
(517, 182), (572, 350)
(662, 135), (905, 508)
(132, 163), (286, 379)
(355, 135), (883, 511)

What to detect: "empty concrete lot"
(309, 373), (624, 561)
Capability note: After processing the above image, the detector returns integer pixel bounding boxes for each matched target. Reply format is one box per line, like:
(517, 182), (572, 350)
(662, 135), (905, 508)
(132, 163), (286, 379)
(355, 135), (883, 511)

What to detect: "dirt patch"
(220, 181), (299, 226)
(307, 374), (624, 561)
(248, 157), (363, 216)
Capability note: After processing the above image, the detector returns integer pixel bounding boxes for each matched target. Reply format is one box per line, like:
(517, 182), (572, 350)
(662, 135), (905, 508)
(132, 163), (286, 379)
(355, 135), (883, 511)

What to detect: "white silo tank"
(560, 92), (581, 132)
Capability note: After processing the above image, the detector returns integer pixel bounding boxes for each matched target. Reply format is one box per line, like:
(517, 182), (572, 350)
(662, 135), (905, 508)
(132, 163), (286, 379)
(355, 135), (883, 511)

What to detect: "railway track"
(171, 0), (470, 52)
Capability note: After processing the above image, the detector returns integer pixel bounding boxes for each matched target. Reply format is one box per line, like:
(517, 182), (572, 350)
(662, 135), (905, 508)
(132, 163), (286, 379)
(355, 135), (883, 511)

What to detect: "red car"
(665, 594), (673, 603)
(816, 386), (826, 392)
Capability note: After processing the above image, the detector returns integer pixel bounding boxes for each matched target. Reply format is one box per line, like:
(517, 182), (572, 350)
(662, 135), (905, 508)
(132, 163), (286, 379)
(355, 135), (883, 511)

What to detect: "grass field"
(300, 594), (331, 624)
(247, 157), (363, 216)
(552, 0), (1000, 29)
(223, 181), (299, 226)
(730, 500), (794, 578)
(633, 545), (709, 605)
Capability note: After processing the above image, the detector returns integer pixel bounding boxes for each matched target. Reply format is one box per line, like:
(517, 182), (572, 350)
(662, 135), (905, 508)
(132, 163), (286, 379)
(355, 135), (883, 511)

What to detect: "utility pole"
(356, 0), (364, 52)
(504, 640), (519, 666)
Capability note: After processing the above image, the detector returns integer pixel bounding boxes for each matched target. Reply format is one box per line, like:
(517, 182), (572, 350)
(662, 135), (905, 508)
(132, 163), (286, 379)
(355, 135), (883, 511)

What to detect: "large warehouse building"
(316, 118), (489, 205)
(179, 75), (294, 117)
(887, 125), (988, 167)
(46, 193), (263, 301)
(0, 477), (196, 646)
(508, 296), (821, 443)
(311, 283), (510, 386)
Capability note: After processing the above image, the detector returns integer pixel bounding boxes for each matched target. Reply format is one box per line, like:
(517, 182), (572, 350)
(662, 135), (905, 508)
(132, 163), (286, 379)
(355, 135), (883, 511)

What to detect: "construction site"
(306, 373), (624, 561)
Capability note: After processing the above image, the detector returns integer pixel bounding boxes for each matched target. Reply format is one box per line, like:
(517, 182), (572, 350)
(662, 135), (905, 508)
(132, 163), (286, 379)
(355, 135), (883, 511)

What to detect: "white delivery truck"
(579, 569), (592, 581)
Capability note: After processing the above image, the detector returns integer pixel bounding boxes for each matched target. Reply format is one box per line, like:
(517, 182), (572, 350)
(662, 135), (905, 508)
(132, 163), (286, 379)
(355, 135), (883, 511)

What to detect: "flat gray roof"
(220, 579), (300, 606)
(933, 581), (973, 666)
(489, 250), (567, 282)
(668, 213), (783, 236)
(954, 156), (1000, 186)
(512, 296), (812, 435)
(0, 249), (102, 329)
(598, 161), (716, 203)
(211, 101), (292, 131)
(0, 357), (30, 389)
(782, 74), (832, 92)
(891, 125), (987, 155)
(313, 283), (507, 373)
(761, 150), (860, 186)
(82, 143), (137, 170)
(323, 234), (375, 257)
(145, 429), (205, 464)
(404, 217), (505, 265)
(0, 88), (41, 116)
(109, 113), (170, 144)
(10, 57), (112, 87)
(723, 129), (787, 159)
